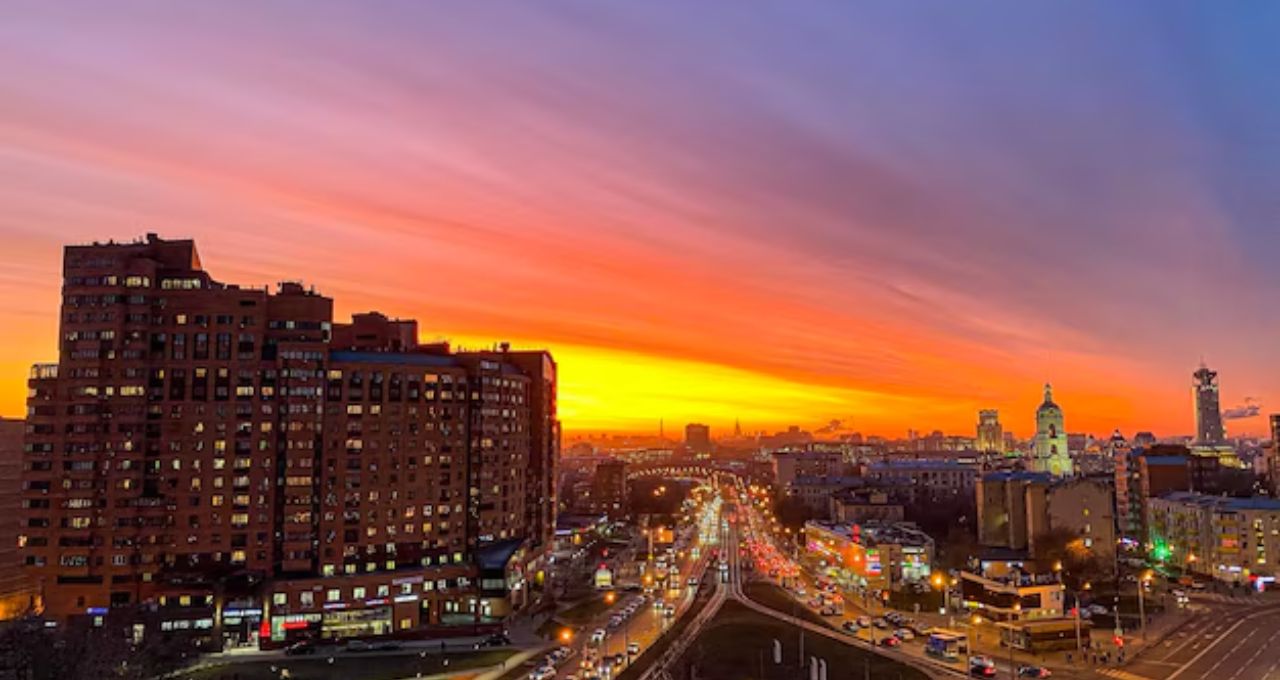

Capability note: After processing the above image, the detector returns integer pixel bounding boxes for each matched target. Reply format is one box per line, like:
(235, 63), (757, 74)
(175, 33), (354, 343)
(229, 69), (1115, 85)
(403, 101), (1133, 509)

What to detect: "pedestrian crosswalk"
(1096, 668), (1154, 680)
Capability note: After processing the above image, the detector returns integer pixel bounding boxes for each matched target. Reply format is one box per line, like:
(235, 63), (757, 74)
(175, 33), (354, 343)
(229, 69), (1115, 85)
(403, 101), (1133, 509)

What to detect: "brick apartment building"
(19, 235), (558, 647)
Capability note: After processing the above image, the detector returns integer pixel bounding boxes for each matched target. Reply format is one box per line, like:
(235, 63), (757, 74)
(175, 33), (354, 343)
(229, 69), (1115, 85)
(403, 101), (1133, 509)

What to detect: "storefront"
(322, 605), (394, 639)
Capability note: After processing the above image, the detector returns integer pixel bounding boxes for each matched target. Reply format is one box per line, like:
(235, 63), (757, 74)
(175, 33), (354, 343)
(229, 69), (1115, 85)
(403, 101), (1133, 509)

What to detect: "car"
(1017, 666), (1052, 678)
(879, 636), (901, 647)
(663, 604), (676, 617)
(344, 639), (371, 652)
(1171, 588), (1187, 599)
(969, 656), (997, 678)
(1087, 604), (1109, 616)
(687, 577), (699, 587)
(482, 632), (513, 647)
(894, 628), (914, 641)
(285, 640), (316, 656)
(874, 618), (890, 629)
(1190, 581), (1208, 590)
(856, 616), (872, 628)
(528, 667), (557, 680)
(590, 629), (607, 644)
(627, 642), (640, 656)
(611, 653), (625, 666)
(372, 640), (402, 651)
(841, 621), (859, 633)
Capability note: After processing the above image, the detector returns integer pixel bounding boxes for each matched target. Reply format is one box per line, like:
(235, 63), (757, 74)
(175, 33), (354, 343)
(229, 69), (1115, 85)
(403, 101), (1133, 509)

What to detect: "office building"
(684, 423), (711, 455)
(1030, 384), (1072, 477)
(19, 235), (558, 646)
(977, 410), (1003, 454)
(1193, 363), (1226, 445)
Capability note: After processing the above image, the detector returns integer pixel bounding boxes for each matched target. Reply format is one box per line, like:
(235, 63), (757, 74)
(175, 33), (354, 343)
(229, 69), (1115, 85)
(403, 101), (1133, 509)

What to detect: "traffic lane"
(1167, 608), (1280, 680)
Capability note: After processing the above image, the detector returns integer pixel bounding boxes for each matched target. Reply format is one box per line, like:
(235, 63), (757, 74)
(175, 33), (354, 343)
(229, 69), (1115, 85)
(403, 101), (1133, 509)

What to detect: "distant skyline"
(2, 3), (1280, 435)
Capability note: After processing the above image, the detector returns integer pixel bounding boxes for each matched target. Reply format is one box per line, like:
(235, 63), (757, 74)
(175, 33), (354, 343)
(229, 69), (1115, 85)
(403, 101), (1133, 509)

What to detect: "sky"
(2, 2), (1279, 438)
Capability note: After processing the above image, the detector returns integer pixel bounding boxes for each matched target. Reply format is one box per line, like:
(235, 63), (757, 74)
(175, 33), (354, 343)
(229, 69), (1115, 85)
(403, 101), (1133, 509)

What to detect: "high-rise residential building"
(684, 423), (711, 454)
(1031, 384), (1072, 477)
(589, 460), (628, 519)
(976, 409), (1003, 453)
(19, 235), (557, 647)
(0, 418), (36, 620)
(1193, 362), (1226, 445)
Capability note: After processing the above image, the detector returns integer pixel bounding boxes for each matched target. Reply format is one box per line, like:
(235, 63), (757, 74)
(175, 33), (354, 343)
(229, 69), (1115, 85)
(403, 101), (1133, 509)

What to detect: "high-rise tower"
(1193, 362), (1225, 445)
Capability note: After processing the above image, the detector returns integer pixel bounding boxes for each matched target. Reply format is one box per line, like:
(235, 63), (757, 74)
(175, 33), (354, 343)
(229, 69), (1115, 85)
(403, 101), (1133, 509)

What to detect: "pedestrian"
(1065, 652), (1072, 665)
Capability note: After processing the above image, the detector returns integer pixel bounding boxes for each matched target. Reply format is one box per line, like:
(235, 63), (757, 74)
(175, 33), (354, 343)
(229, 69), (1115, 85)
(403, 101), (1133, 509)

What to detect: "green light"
(1151, 540), (1171, 562)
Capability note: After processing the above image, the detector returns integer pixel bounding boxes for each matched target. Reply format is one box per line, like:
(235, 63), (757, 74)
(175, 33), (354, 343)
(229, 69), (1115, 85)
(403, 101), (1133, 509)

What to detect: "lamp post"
(1008, 603), (1021, 680)
(1137, 570), (1152, 641)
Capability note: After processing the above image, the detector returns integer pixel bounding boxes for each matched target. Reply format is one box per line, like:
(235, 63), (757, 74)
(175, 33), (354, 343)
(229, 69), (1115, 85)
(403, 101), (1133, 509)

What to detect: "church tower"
(1032, 383), (1072, 476)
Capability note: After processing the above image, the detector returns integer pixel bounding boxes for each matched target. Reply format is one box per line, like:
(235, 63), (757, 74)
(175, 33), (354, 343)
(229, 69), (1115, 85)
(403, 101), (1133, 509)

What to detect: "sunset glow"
(2, 3), (1278, 437)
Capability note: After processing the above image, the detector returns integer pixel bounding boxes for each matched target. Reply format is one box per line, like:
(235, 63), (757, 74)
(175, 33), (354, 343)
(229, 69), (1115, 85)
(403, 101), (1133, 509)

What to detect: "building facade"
(0, 418), (36, 619)
(684, 423), (711, 455)
(589, 460), (628, 519)
(1193, 363), (1226, 445)
(978, 472), (1114, 570)
(1031, 384), (1072, 477)
(1147, 492), (1280, 586)
(19, 235), (558, 646)
(803, 520), (934, 593)
(976, 410), (1003, 454)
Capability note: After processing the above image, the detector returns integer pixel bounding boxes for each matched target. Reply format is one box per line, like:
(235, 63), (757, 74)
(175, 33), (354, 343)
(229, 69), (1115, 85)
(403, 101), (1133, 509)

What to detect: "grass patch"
(678, 601), (928, 680)
(180, 649), (514, 680)
(743, 582), (827, 627)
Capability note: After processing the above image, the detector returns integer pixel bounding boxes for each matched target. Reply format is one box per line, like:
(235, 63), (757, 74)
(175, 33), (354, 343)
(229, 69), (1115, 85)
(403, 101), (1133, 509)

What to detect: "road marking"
(1166, 617), (1247, 680)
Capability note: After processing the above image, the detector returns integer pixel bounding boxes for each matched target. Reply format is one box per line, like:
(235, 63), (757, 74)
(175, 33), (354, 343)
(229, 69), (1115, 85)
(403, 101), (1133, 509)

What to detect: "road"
(1113, 597), (1280, 680)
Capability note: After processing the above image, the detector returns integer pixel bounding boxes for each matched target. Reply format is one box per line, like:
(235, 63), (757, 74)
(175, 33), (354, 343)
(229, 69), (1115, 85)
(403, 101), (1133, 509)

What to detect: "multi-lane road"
(1115, 598), (1280, 680)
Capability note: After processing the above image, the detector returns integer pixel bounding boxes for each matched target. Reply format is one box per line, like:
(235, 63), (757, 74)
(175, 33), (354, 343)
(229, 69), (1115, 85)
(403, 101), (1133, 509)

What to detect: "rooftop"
(1157, 491), (1280, 512)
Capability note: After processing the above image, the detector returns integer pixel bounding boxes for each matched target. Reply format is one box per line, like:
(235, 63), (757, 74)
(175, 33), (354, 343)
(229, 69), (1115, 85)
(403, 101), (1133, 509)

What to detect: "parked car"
(841, 621), (859, 634)
(528, 666), (557, 680)
(879, 636), (901, 648)
(344, 639), (371, 652)
(285, 640), (316, 656)
(894, 628), (914, 641)
(482, 632), (513, 647)
(856, 616), (872, 628)
(627, 642), (640, 656)
(1017, 665), (1052, 678)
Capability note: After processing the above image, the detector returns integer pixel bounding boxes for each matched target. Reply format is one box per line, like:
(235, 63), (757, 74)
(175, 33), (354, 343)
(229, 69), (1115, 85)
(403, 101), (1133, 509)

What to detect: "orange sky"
(0, 4), (1277, 438)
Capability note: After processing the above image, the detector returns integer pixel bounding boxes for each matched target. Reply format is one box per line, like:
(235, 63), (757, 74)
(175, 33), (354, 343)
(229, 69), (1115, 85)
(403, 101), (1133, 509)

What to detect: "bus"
(925, 630), (969, 661)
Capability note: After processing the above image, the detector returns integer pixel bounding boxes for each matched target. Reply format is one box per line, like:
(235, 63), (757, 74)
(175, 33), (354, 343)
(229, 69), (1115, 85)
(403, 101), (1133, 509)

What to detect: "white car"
(894, 628), (914, 641)
(856, 616), (872, 628)
(528, 667), (557, 680)
(590, 629), (607, 644)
